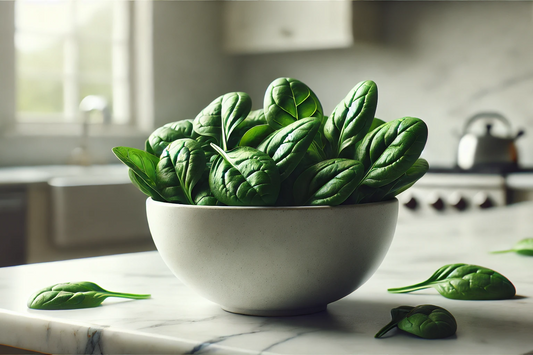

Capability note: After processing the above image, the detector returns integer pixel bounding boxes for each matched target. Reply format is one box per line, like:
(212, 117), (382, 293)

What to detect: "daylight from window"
(15, 0), (129, 124)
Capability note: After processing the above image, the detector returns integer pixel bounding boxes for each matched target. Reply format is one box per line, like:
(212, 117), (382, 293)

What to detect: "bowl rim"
(146, 197), (398, 211)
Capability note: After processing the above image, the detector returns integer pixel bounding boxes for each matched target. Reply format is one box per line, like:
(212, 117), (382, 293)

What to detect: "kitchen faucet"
(70, 95), (110, 166)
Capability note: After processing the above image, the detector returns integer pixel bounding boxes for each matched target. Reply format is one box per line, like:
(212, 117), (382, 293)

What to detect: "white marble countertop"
(1, 202), (533, 354)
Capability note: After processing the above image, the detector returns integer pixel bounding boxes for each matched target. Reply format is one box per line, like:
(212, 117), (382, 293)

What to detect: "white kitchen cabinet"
(223, 0), (366, 54)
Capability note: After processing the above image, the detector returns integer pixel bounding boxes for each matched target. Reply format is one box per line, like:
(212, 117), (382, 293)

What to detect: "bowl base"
(222, 305), (327, 317)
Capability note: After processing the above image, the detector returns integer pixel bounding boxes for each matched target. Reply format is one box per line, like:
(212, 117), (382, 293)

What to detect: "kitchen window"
(0, 0), (153, 136)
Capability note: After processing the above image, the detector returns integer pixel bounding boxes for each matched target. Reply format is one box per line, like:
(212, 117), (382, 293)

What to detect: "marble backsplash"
(236, 1), (533, 168)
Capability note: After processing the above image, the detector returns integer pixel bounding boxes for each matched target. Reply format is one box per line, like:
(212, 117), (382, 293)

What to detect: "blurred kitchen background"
(1, 0), (533, 266)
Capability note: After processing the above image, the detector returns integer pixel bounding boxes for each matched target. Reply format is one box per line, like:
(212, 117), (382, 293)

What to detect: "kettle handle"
(462, 112), (512, 135)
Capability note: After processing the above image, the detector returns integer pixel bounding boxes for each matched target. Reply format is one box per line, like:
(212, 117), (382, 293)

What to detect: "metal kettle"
(456, 112), (524, 172)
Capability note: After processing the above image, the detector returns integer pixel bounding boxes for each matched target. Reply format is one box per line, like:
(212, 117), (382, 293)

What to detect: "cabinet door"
(223, 1), (353, 54)
(0, 187), (26, 267)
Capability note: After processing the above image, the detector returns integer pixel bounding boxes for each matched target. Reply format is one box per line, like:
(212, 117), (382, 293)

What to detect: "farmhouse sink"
(48, 165), (151, 248)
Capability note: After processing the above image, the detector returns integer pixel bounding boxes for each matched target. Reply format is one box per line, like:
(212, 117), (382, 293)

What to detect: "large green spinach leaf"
(145, 119), (198, 157)
(193, 92), (252, 151)
(350, 158), (429, 203)
(257, 117), (321, 181)
(228, 109), (267, 147)
(128, 169), (165, 201)
(276, 141), (325, 206)
(155, 151), (189, 204)
(112, 146), (160, 192)
(324, 80), (378, 159)
(293, 158), (365, 206)
(192, 171), (219, 205)
(355, 117), (428, 188)
(238, 124), (274, 148)
(264, 77), (323, 130)
(209, 144), (280, 206)
(163, 138), (206, 205)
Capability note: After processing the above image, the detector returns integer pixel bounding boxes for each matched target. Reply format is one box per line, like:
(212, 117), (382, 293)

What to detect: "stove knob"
(403, 196), (418, 210)
(428, 194), (445, 211)
(474, 192), (493, 209)
(449, 192), (468, 211)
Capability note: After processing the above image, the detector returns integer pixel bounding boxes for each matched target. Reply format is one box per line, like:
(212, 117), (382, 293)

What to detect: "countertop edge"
(0, 309), (255, 355)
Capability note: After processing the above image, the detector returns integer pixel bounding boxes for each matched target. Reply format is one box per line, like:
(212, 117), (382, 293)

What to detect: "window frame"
(0, 0), (153, 138)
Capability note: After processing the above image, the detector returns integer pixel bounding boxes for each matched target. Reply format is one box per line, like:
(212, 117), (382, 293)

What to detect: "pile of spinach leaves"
(113, 78), (429, 206)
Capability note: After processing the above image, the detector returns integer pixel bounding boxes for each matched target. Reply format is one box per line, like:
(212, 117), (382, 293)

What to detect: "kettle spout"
(515, 129), (525, 140)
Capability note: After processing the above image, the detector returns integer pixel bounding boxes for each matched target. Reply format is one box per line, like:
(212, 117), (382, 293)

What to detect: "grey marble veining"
(2, 202), (533, 354)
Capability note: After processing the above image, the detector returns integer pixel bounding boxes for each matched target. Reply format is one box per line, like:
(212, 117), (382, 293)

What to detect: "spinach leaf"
(369, 117), (386, 132)
(382, 158), (429, 199)
(228, 109), (267, 147)
(112, 146), (160, 192)
(293, 158), (365, 206)
(376, 305), (457, 339)
(195, 135), (218, 168)
(193, 95), (222, 144)
(324, 80), (378, 159)
(374, 305), (414, 338)
(239, 124), (275, 148)
(27, 282), (150, 310)
(491, 238), (533, 256)
(388, 263), (516, 300)
(145, 119), (198, 157)
(209, 144), (280, 206)
(163, 138), (207, 205)
(355, 117), (428, 188)
(128, 169), (165, 202)
(276, 141), (325, 206)
(349, 158), (429, 204)
(155, 150), (189, 204)
(257, 117), (321, 181)
(192, 171), (219, 206)
(398, 305), (457, 339)
(264, 77), (323, 130)
(193, 92), (252, 151)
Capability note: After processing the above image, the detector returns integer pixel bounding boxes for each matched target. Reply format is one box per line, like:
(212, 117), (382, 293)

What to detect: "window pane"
(76, 1), (113, 40)
(16, 33), (63, 74)
(15, 0), (131, 125)
(15, 0), (69, 35)
(79, 39), (112, 75)
(17, 77), (63, 114)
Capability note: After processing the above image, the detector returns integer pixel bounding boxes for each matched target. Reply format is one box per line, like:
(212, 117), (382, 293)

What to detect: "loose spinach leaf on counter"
(375, 305), (457, 339)
(491, 238), (533, 256)
(28, 282), (150, 310)
(388, 263), (516, 300)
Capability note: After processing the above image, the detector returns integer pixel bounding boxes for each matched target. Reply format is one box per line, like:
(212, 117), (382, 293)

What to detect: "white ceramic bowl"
(146, 198), (398, 316)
